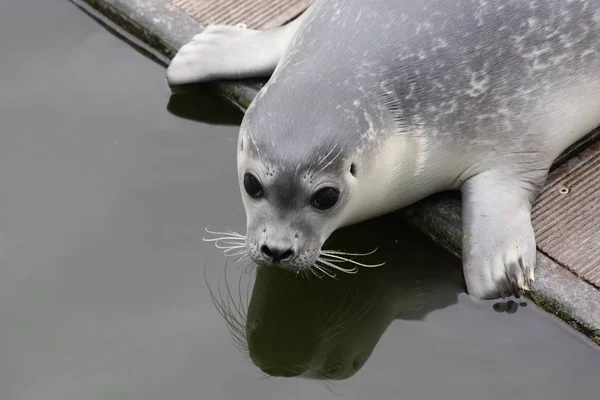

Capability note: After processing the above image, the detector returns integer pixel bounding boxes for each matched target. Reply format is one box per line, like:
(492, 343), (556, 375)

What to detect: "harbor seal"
(167, 0), (600, 299)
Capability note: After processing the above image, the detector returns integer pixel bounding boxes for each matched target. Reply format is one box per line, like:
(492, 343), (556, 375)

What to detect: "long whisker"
(321, 282), (381, 343)
(248, 131), (262, 159)
(309, 266), (325, 279)
(216, 241), (245, 248)
(312, 264), (337, 279)
(319, 252), (385, 268)
(204, 226), (246, 237)
(223, 251), (247, 257)
(235, 254), (251, 263)
(316, 146), (344, 174)
(204, 236), (246, 243)
(225, 252), (249, 259)
(302, 269), (311, 280)
(203, 227), (251, 263)
(314, 278), (357, 335)
(203, 260), (250, 355)
(215, 242), (246, 249)
(316, 258), (359, 274)
(320, 247), (379, 257)
(222, 245), (247, 253)
(315, 145), (337, 167)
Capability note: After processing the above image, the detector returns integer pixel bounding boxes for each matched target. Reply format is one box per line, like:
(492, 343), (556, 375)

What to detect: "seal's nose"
(260, 244), (295, 264)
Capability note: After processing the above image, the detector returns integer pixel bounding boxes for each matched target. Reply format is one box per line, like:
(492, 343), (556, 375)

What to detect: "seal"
(167, 0), (600, 299)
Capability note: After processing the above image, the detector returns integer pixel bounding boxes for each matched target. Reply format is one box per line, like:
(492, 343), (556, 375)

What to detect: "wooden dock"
(170, 0), (310, 30)
(532, 140), (600, 289)
(76, 0), (600, 343)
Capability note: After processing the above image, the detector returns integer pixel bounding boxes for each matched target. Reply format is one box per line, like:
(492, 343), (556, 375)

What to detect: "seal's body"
(168, 0), (600, 299)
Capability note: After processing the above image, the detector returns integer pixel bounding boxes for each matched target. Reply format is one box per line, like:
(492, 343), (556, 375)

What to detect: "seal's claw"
(464, 217), (537, 299)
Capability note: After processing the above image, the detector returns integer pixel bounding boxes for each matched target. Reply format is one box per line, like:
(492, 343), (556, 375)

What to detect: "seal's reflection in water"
(167, 89), (527, 381)
(207, 215), (465, 381)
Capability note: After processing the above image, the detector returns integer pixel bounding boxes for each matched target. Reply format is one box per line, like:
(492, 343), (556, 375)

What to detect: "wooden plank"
(533, 140), (600, 288)
(170, 0), (311, 30)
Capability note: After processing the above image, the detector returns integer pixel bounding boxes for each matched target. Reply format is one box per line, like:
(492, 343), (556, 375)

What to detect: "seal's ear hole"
(350, 163), (357, 177)
(239, 139), (244, 151)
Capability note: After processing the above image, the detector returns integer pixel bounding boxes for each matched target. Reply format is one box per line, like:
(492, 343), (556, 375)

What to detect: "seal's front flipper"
(461, 170), (542, 299)
(166, 13), (306, 87)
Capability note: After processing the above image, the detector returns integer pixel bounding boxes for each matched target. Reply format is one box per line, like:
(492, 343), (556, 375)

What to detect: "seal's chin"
(250, 256), (315, 275)
(259, 365), (302, 378)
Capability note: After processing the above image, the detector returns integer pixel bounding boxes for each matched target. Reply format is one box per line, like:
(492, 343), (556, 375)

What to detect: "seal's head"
(230, 83), (391, 275)
(236, 115), (356, 273)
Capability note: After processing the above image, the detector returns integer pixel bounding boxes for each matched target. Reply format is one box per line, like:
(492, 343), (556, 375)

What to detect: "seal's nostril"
(281, 249), (294, 261)
(260, 245), (272, 258)
(260, 244), (294, 264)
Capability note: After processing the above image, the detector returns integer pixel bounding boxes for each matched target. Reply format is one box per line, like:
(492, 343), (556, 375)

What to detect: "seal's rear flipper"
(166, 12), (307, 88)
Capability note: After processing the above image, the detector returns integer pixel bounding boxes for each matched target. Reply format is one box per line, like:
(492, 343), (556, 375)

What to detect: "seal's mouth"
(203, 227), (385, 278)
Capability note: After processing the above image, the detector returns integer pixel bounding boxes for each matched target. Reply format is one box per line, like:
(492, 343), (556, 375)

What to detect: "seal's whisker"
(218, 247), (246, 255)
(318, 379), (336, 394)
(312, 263), (337, 279)
(235, 254), (252, 265)
(217, 245), (246, 253)
(204, 226), (246, 237)
(320, 282), (382, 343)
(223, 250), (247, 257)
(320, 256), (384, 268)
(313, 286), (339, 334)
(320, 247), (379, 257)
(203, 227), (250, 260)
(225, 250), (247, 257)
(222, 263), (251, 335)
(319, 252), (385, 268)
(221, 245), (247, 253)
(203, 260), (250, 355)
(234, 255), (257, 275)
(208, 240), (246, 250)
(316, 146), (344, 174)
(211, 237), (246, 244)
(204, 236), (246, 243)
(316, 258), (359, 274)
(225, 251), (249, 258)
(303, 269), (311, 280)
(315, 145), (337, 167)
(236, 268), (252, 319)
(215, 242), (246, 250)
(248, 131), (262, 159)
(320, 280), (361, 337)
(309, 266), (325, 279)
(242, 263), (258, 275)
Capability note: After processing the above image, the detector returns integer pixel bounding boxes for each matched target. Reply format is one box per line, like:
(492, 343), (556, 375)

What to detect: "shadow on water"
(167, 85), (244, 126)
(205, 214), (467, 381)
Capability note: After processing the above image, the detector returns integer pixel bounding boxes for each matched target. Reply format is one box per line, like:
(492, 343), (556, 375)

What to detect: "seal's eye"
(311, 187), (339, 210)
(243, 173), (263, 198)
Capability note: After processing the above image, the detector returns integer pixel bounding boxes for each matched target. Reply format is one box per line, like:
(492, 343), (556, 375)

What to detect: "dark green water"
(0, 1), (598, 399)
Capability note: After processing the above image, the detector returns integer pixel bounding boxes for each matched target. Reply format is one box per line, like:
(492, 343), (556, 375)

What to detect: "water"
(0, 1), (598, 399)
